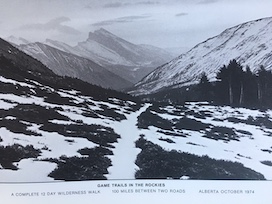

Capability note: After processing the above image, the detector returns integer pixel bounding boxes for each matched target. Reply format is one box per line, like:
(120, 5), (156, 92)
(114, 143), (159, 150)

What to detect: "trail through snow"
(106, 104), (150, 179)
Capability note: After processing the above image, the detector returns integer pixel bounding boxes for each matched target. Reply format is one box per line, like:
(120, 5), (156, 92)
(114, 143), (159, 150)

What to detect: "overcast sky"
(0, 0), (271, 50)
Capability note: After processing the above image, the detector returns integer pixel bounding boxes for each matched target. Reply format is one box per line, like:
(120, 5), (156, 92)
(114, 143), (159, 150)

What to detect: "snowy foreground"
(0, 75), (271, 181)
(0, 74), (147, 182)
(139, 102), (272, 180)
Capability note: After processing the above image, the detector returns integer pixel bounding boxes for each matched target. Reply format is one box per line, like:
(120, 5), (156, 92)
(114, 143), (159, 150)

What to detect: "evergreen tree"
(198, 72), (212, 102)
(215, 65), (229, 104)
(216, 60), (244, 105)
(213, 59), (271, 108)
(256, 66), (272, 106)
(243, 66), (258, 106)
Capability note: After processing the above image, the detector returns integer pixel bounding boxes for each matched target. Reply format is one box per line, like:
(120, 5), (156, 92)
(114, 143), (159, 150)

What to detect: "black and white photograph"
(0, 0), (271, 202)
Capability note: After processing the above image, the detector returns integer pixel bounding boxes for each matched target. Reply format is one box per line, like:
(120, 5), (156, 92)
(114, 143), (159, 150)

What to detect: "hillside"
(132, 17), (272, 95)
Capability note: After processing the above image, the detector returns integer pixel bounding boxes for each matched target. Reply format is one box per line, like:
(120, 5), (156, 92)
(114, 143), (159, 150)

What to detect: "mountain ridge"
(7, 28), (174, 84)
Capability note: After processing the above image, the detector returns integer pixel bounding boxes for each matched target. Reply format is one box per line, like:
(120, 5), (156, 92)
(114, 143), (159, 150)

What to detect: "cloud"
(103, 2), (131, 8)
(92, 15), (151, 26)
(102, 1), (159, 8)
(198, 0), (219, 4)
(136, 1), (160, 5)
(19, 17), (80, 35)
(175, 12), (188, 17)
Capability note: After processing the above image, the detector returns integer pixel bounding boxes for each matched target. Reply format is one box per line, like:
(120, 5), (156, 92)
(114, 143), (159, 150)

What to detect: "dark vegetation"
(0, 117), (41, 136)
(137, 107), (173, 130)
(0, 144), (40, 170)
(40, 123), (120, 148)
(136, 102), (260, 143)
(175, 117), (210, 131)
(139, 85), (198, 105)
(227, 115), (272, 130)
(211, 61), (272, 108)
(158, 137), (175, 143)
(260, 161), (272, 167)
(39, 118), (117, 180)
(135, 137), (265, 180)
(5, 104), (70, 124)
(261, 149), (272, 154)
(96, 105), (126, 121)
(0, 104), (70, 136)
(203, 126), (240, 142)
(48, 146), (112, 181)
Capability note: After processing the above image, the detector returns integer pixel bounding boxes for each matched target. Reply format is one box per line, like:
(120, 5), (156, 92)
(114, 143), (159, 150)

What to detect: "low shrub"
(135, 138), (265, 180)
(137, 108), (173, 130)
(40, 123), (120, 147)
(0, 144), (41, 170)
(48, 147), (112, 181)
(260, 161), (272, 166)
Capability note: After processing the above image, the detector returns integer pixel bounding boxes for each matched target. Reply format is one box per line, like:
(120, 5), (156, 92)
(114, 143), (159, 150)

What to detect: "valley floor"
(0, 79), (271, 181)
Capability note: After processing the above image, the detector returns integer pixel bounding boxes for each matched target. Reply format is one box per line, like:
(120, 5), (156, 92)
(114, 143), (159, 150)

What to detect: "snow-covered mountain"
(45, 28), (174, 83)
(132, 17), (272, 95)
(75, 28), (173, 67)
(17, 42), (132, 90)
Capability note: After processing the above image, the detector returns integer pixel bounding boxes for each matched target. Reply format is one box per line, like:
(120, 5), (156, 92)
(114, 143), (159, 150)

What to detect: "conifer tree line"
(198, 59), (272, 107)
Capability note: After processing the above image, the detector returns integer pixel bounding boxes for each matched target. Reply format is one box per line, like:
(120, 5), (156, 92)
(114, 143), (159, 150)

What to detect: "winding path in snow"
(106, 104), (150, 180)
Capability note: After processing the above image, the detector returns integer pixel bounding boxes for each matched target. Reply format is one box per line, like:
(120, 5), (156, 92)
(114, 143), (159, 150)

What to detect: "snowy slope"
(132, 17), (272, 95)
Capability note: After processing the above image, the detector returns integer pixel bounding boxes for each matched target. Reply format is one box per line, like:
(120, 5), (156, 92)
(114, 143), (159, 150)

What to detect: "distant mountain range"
(6, 28), (174, 87)
(18, 42), (132, 91)
(131, 17), (272, 95)
(45, 28), (174, 83)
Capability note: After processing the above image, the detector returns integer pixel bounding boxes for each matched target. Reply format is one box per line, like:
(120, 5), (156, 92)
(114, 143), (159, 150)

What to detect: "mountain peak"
(88, 28), (118, 40)
(72, 28), (172, 83)
(96, 28), (112, 34)
(45, 38), (57, 43)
